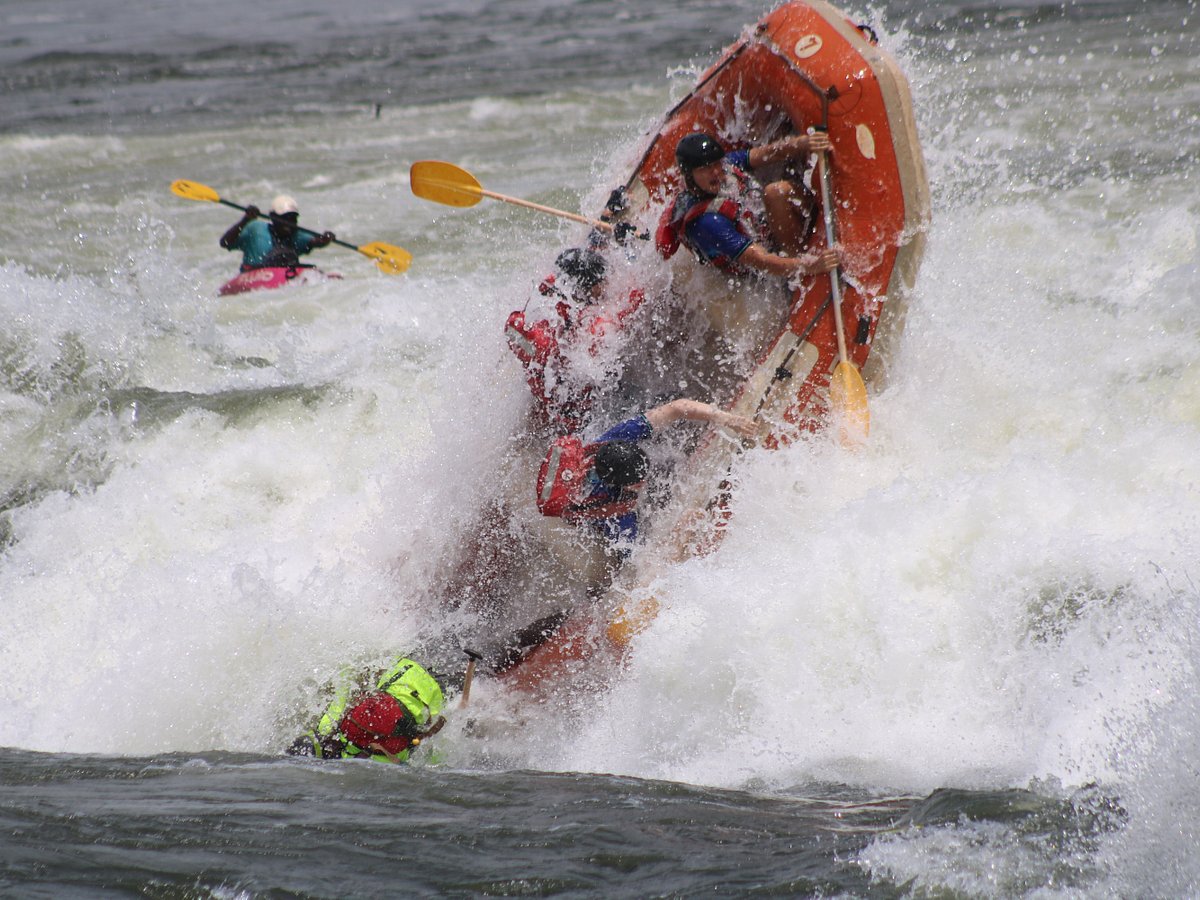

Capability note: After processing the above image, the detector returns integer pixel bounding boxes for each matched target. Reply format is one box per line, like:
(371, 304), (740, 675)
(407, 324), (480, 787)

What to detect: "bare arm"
(645, 399), (759, 439)
(366, 742), (404, 763)
(737, 243), (839, 278)
(747, 132), (831, 169)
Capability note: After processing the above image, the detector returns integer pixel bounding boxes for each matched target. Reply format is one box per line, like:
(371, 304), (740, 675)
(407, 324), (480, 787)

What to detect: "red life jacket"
(504, 309), (563, 380)
(655, 165), (762, 271)
(536, 435), (639, 523)
(577, 288), (646, 356)
(505, 288), (590, 429)
(655, 195), (693, 259)
(506, 277), (644, 426)
(339, 693), (414, 758)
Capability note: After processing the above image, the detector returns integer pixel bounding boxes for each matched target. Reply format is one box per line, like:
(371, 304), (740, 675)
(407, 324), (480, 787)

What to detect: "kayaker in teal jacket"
(220, 194), (334, 271)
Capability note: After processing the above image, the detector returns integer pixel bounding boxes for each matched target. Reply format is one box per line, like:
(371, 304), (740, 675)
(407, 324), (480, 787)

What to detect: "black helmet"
(675, 133), (725, 173)
(592, 441), (649, 490)
(555, 247), (608, 292)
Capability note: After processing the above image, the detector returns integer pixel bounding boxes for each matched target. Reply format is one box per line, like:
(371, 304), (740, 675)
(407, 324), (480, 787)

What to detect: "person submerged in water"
(657, 132), (840, 280)
(535, 398), (759, 553)
(220, 194), (335, 271)
(288, 655), (448, 763)
(287, 613), (570, 762)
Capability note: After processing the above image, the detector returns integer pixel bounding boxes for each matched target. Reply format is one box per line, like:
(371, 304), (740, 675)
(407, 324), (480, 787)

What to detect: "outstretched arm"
(747, 132), (831, 168)
(645, 399), (759, 439)
(737, 243), (839, 279)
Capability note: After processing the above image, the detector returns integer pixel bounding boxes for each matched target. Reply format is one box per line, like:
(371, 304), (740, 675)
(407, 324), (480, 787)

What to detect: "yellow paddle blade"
(409, 160), (484, 208)
(170, 179), (220, 203)
(830, 360), (870, 447)
(357, 241), (413, 274)
(606, 595), (661, 648)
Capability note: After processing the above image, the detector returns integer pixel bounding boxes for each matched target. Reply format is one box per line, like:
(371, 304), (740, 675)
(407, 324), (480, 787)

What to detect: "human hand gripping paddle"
(409, 160), (615, 234)
(170, 179), (412, 274)
(814, 135), (870, 446)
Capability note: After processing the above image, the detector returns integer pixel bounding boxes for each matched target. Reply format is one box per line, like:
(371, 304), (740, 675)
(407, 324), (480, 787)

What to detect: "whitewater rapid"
(1, 7), (1198, 893)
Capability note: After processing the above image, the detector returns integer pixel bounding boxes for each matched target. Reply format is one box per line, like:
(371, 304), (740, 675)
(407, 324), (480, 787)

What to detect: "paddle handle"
(459, 648), (483, 708)
(478, 188), (614, 233)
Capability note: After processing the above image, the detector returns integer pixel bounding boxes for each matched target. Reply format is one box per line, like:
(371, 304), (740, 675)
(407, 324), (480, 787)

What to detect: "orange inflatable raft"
(498, 0), (930, 696)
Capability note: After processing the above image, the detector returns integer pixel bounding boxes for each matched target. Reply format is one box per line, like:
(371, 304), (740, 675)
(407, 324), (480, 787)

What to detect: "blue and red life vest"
(655, 164), (763, 271)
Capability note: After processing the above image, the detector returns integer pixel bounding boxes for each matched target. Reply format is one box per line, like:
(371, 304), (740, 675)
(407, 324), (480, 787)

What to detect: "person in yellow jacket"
(288, 656), (447, 763)
(287, 614), (571, 763)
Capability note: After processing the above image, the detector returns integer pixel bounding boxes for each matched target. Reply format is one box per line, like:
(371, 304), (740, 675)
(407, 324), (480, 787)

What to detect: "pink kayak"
(217, 266), (341, 296)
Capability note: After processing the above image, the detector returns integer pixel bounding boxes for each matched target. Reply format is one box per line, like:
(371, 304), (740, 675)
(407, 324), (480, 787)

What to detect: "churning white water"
(1, 0), (1198, 892)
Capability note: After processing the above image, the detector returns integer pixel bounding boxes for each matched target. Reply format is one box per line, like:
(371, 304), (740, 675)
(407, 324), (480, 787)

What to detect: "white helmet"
(270, 194), (299, 215)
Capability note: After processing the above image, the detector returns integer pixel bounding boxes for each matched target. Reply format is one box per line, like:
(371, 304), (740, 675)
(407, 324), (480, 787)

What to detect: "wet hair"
(592, 441), (649, 490)
(555, 247), (608, 292)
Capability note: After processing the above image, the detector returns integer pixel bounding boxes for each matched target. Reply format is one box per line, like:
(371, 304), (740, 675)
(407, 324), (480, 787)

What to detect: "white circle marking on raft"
(794, 35), (823, 58)
(856, 123), (877, 160)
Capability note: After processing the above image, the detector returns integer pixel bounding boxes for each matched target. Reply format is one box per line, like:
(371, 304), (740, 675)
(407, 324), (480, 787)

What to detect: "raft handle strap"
(855, 316), (871, 345)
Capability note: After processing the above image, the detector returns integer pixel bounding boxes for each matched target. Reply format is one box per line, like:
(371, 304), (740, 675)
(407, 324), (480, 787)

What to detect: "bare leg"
(762, 180), (815, 256)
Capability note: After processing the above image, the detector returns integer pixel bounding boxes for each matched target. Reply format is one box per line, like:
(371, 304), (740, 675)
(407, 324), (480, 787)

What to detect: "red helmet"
(339, 692), (418, 756)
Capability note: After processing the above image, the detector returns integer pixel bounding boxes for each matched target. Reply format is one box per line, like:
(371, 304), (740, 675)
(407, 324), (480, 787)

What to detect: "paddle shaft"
(814, 123), (870, 443)
(816, 148), (850, 366)
(475, 187), (613, 233)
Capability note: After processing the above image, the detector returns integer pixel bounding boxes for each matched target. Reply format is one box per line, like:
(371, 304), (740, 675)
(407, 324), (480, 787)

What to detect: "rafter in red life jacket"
(505, 278), (589, 428)
(535, 435), (639, 523)
(505, 274), (645, 428)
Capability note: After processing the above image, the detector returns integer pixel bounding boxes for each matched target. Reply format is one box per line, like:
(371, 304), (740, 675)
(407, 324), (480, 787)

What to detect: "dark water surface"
(2, 749), (1118, 897)
(1, 0), (776, 135)
(14, 0), (1179, 136)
